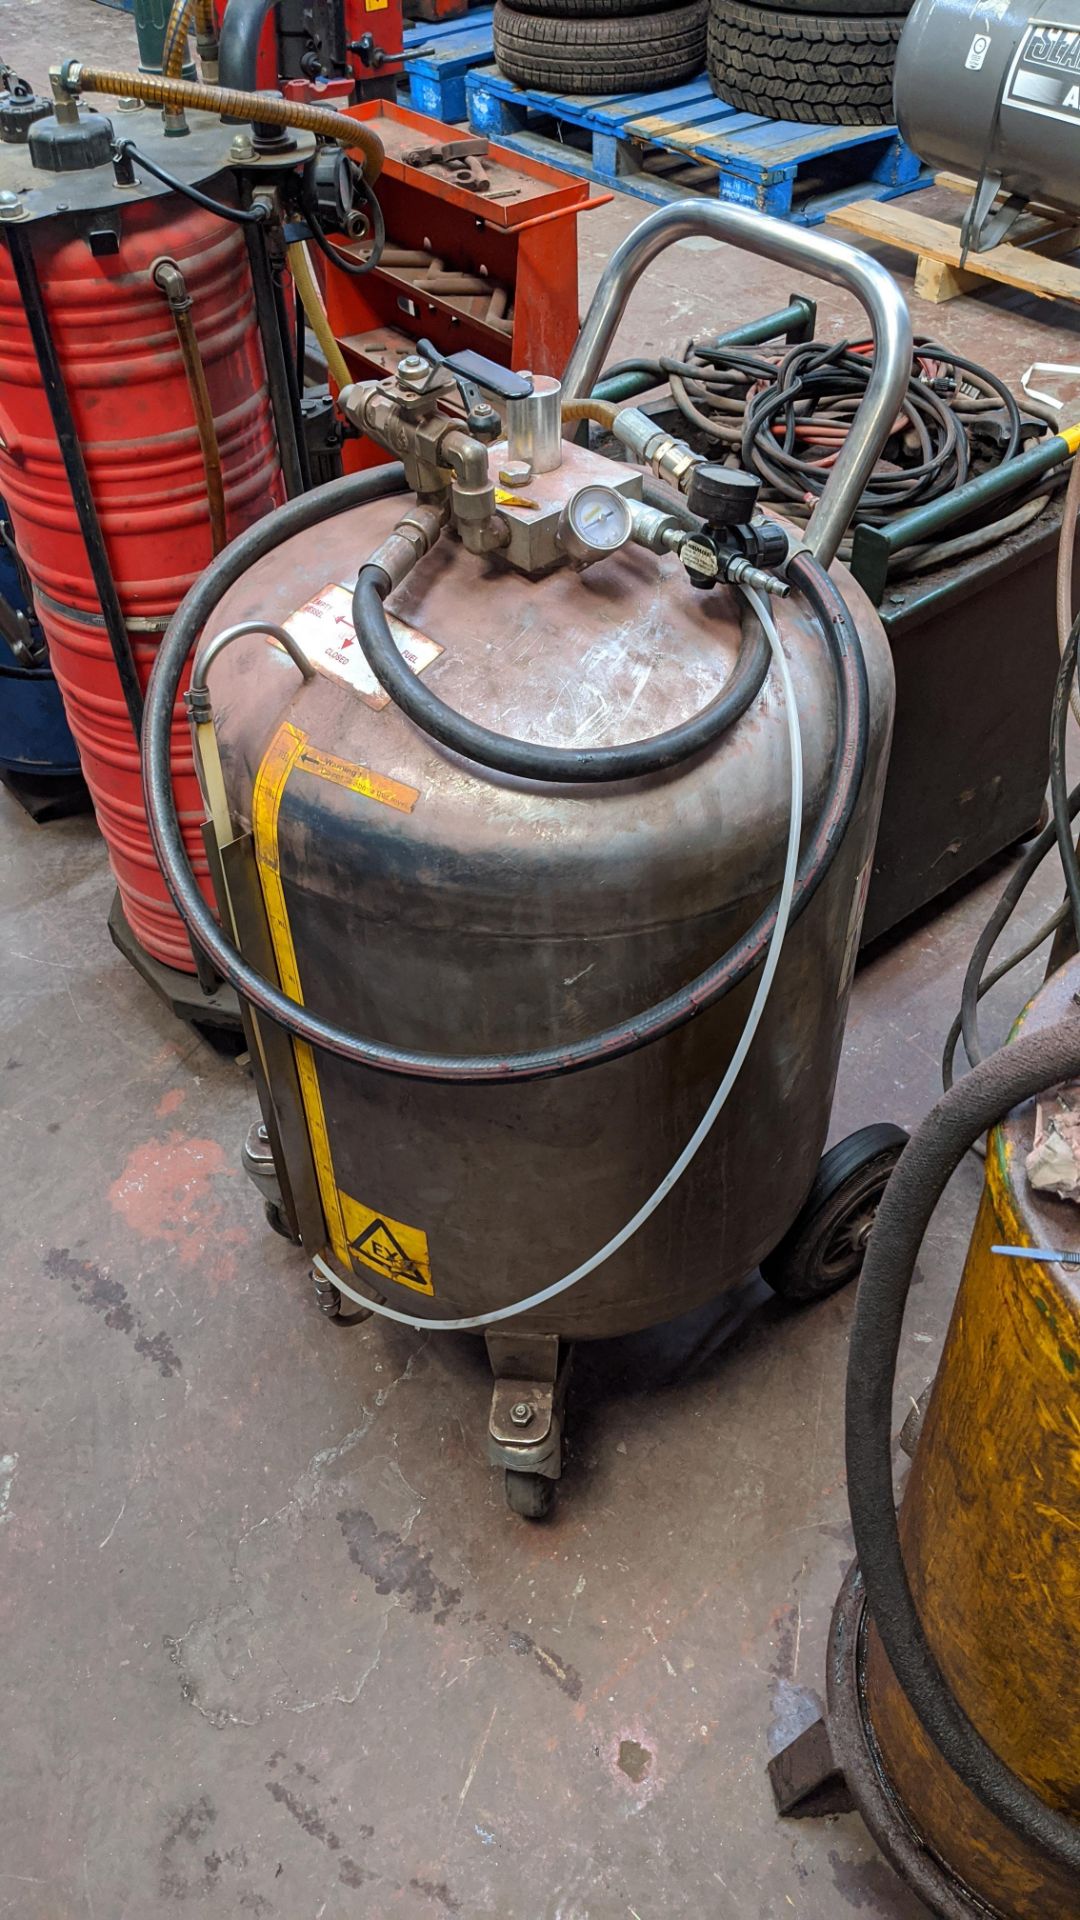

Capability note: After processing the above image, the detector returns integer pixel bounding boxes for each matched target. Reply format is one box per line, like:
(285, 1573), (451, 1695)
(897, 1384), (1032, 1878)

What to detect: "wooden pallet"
(465, 67), (930, 223)
(403, 7), (494, 123)
(830, 175), (1080, 305)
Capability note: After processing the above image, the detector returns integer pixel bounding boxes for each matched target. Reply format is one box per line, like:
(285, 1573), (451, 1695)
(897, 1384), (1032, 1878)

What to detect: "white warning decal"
(281, 583), (442, 710)
(1004, 21), (1080, 124)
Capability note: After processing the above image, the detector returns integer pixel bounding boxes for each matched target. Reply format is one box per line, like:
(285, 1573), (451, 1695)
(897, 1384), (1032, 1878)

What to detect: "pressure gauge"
(559, 484), (633, 564)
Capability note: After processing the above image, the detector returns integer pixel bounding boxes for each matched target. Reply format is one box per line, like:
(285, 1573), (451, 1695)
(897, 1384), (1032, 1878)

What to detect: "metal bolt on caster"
(313, 1272), (342, 1318)
(310, 1270), (372, 1328)
(509, 1401), (534, 1427)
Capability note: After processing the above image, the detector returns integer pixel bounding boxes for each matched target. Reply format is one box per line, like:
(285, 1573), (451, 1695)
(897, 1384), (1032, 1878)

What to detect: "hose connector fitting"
(627, 497), (686, 555)
(611, 405), (701, 491)
(366, 502), (448, 590)
(725, 554), (791, 598)
(50, 62), (81, 122)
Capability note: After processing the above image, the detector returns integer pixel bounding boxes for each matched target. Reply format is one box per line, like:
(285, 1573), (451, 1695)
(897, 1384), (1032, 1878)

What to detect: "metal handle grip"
(562, 200), (912, 569)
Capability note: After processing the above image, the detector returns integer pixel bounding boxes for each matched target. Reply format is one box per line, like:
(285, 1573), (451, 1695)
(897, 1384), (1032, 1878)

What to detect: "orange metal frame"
(321, 101), (608, 467)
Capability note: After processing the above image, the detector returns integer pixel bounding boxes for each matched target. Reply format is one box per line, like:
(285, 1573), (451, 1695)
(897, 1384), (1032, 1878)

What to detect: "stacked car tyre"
(493, 0), (708, 97)
(707, 0), (911, 127)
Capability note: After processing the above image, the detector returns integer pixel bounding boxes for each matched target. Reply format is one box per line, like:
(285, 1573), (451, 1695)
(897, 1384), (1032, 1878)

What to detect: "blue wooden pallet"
(466, 68), (931, 223)
(403, 7), (495, 123)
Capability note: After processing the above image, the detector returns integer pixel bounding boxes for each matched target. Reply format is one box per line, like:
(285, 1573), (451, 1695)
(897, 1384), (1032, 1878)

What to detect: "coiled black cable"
(300, 151), (384, 278)
(143, 479), (869, 1083)
(611, 335), (1035, 567)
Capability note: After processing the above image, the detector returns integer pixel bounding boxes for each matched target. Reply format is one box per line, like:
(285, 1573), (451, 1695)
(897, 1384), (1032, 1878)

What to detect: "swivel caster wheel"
(265, 1198), (301, 1244)
(505, 1469), (555, 1519)
(761, 1123), (908, 1304)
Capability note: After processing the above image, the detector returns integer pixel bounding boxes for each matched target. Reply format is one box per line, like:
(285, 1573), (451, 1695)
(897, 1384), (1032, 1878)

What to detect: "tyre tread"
(706, 2), (901, 125)
(494, 0), (707, 94)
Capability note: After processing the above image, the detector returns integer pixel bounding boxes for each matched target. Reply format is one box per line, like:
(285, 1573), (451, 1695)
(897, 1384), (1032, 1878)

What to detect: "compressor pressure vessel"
(0, 92), (284, 972)
(200, 481), (894, 1341)
(895, 0), (1080, 241)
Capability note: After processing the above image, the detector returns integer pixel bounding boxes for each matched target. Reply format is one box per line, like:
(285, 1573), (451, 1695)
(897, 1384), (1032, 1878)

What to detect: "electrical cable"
(301, 153), (385, 278)
(941, 899), (1069, 1095)
(1056, 446), (1080, 726)
(848, 1008), (1080, 1879)
(114, 140), (267, 224)
(144, 477), (868, 1085)
(948, 778), (1080, 1086)
(313, 582), (802, 1331)
(1050, 610), (1080, 947)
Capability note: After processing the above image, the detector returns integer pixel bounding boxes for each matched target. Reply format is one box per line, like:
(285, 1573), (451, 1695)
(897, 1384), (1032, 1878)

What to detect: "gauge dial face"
(566, 484), (633, 554)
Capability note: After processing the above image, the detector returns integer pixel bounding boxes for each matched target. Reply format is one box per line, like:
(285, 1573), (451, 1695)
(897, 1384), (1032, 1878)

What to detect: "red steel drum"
(0, 196), (283, 970)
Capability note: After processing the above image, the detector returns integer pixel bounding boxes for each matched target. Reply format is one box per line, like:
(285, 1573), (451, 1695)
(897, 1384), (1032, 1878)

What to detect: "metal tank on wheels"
(144, 203), (912, 1514)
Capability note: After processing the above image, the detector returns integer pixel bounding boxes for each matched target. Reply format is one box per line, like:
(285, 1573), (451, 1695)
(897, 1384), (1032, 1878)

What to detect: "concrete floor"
(3, 6), (1079, 1915)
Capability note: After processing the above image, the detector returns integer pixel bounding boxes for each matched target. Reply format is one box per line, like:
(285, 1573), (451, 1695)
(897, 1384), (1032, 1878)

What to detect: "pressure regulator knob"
(686, 462), (760, 528)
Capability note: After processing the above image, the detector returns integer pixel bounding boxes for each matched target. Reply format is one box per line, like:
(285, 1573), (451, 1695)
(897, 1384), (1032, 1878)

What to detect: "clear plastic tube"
(313, 583), (804, 1332)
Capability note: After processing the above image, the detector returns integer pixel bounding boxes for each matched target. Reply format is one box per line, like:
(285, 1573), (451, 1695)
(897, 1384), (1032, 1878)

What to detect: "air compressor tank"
(201, 442), (895, 1498)
(894, 0), (1080, 249)
(151, 201), (912, 1509)
(0, 86), (285, 975)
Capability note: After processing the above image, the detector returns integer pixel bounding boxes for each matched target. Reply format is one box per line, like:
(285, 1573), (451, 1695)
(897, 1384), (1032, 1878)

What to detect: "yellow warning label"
(494, 489), (539, 510)
(295, 742), (419, 815)
(252, 720), (353, 1272)
(339, 1192), (433, 1295)
(365, 0), (388, 11)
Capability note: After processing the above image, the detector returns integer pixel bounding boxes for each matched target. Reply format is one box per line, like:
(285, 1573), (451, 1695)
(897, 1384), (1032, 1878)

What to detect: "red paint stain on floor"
(108, 1132), (248, 1279)
(155, 1087), (185, 1119)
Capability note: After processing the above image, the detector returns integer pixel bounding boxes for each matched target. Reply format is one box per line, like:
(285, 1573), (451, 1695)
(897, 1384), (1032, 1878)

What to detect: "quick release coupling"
(611, 405), (701, 492)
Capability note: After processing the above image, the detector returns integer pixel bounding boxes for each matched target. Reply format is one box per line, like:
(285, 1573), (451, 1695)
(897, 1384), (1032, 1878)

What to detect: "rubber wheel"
(706, 3), (902, 126)
(494, 0), (707, 95)
(505, 1469), (555, 1518)
(264, 1198), (301, 1244)
(500, 0), (660, 17)
(760, 1123), (909, 1303)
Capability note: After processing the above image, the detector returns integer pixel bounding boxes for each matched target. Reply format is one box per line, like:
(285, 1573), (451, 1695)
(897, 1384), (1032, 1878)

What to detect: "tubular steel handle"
(190, 619), (315, 696)
(562, 200), (912, 570)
